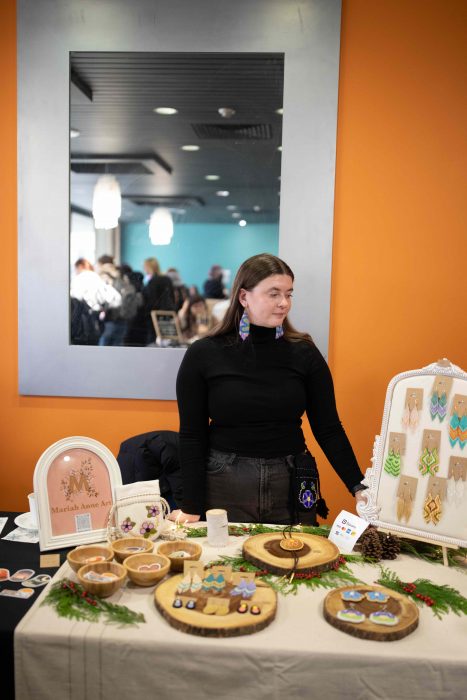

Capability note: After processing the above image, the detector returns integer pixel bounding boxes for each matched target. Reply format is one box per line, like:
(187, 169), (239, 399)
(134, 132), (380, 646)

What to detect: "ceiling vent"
(122, 195), (205, 208)
(191, 123), (273, 140)
(70, 153), (173, 176)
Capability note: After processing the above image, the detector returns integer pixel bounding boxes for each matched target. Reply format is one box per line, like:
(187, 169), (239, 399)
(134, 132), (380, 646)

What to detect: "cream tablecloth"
(15, 532), (467, 700)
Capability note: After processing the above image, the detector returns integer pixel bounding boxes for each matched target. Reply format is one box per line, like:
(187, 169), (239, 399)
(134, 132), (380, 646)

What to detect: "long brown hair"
(209, 253), (313, 344)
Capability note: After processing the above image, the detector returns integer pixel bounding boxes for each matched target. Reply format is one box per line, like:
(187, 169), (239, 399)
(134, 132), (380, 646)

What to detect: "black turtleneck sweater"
(176, 324), (364, 514)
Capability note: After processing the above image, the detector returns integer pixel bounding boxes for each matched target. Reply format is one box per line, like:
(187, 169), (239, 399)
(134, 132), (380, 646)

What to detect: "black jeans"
(206, 448), (296, 524)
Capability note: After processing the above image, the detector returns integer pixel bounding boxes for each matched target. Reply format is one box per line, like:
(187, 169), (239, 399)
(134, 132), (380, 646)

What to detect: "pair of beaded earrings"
(239, 308), (284, 341)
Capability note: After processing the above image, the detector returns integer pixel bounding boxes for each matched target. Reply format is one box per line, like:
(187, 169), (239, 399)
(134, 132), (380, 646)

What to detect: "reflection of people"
(178, 295), (211, 342)
(143, 257), (176, 344)
(166, 267), (189, 311)
(70, 258), (121, 313)
(171, 253), (366, 523)
(203, 264), (226, 299)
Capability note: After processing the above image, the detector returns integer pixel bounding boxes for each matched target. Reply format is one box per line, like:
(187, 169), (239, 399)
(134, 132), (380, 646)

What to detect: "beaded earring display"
(402, 394), (419, 430)
(449, 397), (467, 449)
(423, 492), (442, 525)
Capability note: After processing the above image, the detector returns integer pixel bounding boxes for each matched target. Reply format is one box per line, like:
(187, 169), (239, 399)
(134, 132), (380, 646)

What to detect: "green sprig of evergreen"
(207, 554), (364, 595)
(377, 566), (467, 619)
(43, 579), (146, 626)
(187, 523), (333, 539)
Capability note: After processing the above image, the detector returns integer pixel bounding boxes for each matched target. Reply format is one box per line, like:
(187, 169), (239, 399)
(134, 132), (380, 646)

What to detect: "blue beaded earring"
(275, 325), (284, 340)
(239, 308), (250, 340)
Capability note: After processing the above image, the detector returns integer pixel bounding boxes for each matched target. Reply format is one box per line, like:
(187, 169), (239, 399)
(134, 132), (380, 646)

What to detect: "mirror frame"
(18, 0), (342, 399)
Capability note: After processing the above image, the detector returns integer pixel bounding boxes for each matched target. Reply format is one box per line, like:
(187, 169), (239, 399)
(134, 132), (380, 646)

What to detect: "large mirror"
(69, 52), (283, 348)
(18, 0), (342, 399)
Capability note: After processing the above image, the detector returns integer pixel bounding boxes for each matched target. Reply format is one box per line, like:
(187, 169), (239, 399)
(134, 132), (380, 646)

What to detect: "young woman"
(171, 253), (366, 523)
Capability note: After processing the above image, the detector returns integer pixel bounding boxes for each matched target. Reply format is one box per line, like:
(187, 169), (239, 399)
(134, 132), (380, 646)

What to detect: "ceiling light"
(218, 107), (236, 118)
(216, 190), (230, 197)
(253, 205), (261, 212)
(238, 219), (247, 227)
(226, 204), (237, 211)
(276, 108), (283, 115)
(154, 107), (178, 115)
(205, 175), (220, 181)
(70, 128), (80, 138)
(92, 175), (121, 230)
(277, 146), (282, 152)
(181, 145), (200, 151)
(149, 208), (174, 245)
(231, 213), (241, 219)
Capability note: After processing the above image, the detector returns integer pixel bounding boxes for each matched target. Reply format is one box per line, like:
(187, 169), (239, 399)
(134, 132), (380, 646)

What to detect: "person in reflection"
(70, 258), (121, 344)
(96, 255), (137, 346)
(170, 253), (367, 524)
(166, 267), (189, 312)
(178, 295), (211, 343)
(143, 257), (176, 345)
(203, 264), (227, 299)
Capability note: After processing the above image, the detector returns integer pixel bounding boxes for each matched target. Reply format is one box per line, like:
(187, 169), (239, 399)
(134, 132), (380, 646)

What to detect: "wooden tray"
(243, 532), (340, 575)
(154, 574), (276, 637)
(323, 585), (419, 641)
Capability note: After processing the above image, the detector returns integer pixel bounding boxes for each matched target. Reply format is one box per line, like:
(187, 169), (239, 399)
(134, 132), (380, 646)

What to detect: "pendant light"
(92, 175), (121, 229)
(149, 208), (174, 245)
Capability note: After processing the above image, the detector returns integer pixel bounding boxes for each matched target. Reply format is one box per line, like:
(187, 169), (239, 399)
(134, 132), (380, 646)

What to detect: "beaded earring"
(239, 308), (250, 340)
(275, 325), (284, 339)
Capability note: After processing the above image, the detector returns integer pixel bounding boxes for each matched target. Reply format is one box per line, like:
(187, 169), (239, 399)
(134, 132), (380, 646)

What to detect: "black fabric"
(116, 430), (182, 508)
(203, 278), (225, 299)
(0, 512), (71, 700)
(176, 324), (364, 515)
(143, 274), (176, 343)
(70, 298), (101, 345)
(289, 452), (329, 525)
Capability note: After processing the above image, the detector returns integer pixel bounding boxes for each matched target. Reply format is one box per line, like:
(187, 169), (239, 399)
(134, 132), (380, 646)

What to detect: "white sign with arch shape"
(33, 437), (122, 551)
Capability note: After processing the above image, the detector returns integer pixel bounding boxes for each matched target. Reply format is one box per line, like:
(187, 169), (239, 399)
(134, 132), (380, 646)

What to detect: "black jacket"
(116, 430), (182, 509)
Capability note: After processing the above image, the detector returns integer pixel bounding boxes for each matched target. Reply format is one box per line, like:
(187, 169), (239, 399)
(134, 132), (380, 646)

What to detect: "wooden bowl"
(124, 553), (170, 587)
(157, 540), (202, 572)
(67, 544), (114, 573)
(77, 561), (126, 598)
(111, 537), (154, 563)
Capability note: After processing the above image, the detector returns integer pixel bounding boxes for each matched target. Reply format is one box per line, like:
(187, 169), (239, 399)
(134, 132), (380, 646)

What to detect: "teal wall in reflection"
(121, 222), (279, 292)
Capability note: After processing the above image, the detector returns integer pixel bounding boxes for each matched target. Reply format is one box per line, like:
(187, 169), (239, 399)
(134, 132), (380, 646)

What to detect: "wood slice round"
(242, 533), (340, 575)
(323, 585), (419, 641)
(154, 574), (277, 637)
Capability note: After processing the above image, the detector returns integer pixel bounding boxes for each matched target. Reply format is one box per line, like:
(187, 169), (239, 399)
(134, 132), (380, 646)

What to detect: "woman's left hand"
(354, 490), (367, 507)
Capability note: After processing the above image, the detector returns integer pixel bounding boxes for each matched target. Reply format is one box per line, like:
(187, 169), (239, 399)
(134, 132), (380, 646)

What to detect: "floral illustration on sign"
(60, 458), (99, 502)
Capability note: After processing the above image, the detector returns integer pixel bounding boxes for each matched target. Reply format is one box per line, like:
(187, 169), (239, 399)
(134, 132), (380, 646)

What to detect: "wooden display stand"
(323, 585), (419, 642)
(243, 532), (340, 576)
(378, 527), (459, 567)
(154, 575), (277, 637)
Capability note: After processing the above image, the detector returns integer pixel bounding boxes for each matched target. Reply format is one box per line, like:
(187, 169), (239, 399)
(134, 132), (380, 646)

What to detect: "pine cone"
(379, 532), (401, 560)
(359, 528), (383, 561)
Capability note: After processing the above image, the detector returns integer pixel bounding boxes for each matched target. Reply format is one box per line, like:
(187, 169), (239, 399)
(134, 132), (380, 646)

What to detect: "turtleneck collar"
(249, 323), (278, 343)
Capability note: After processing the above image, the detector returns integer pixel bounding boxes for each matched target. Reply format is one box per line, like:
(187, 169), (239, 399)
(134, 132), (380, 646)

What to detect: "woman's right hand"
(167, 509), (201, 523)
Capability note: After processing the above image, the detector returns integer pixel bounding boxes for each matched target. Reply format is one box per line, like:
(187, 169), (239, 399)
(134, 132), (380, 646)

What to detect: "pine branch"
(43, 579), (146, 626)
(377, 566), (467, 619)
(187, 523), (333, 539)
(207, 554), (364, 595)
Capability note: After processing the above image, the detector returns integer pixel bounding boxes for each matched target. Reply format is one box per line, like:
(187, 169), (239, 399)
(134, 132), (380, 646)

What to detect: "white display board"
(358, 359), (467, 548)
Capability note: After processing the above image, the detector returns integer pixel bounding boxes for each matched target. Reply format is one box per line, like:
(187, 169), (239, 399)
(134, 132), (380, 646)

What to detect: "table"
(0, 512), (70, 700)
(14, 529), (467, 700)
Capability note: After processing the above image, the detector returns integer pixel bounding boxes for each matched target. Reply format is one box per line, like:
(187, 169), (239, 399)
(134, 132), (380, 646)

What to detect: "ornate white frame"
(357, 359), (467, 548)
(33, 436), (122, 551)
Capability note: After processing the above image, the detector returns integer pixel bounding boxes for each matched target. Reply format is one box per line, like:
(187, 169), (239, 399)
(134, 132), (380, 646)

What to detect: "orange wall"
(1, 0), (466, 519)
